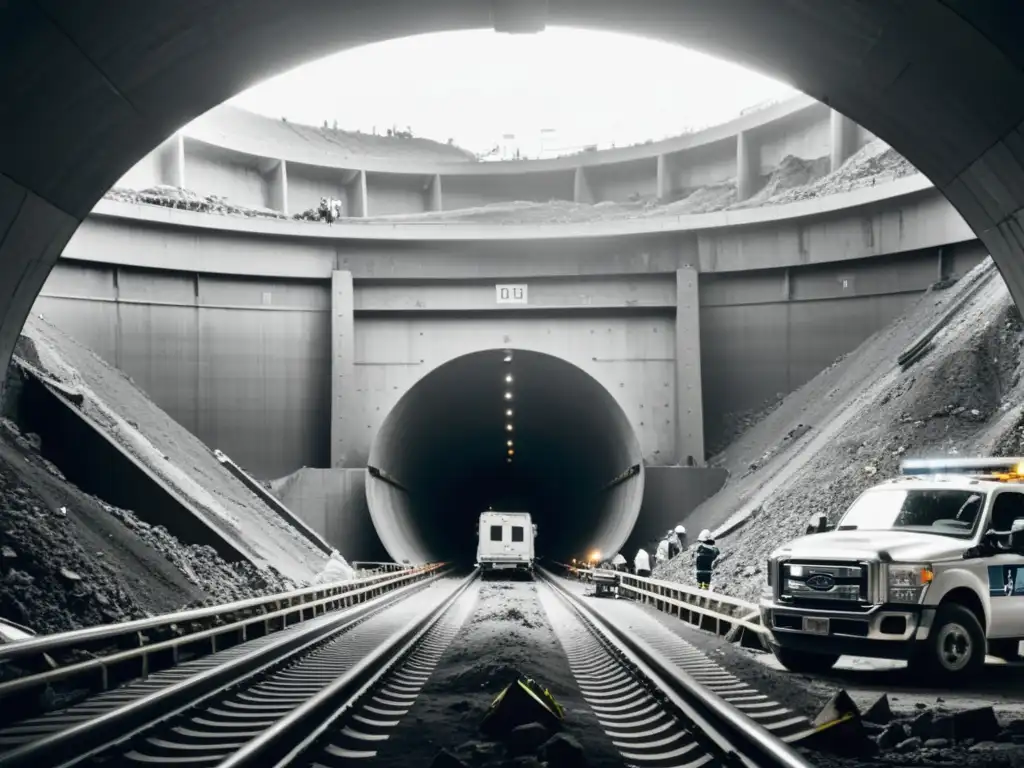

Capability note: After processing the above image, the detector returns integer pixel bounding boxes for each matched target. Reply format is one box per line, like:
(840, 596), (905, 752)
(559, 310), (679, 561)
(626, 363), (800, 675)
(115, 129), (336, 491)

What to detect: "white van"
(477, 511), (536, 576)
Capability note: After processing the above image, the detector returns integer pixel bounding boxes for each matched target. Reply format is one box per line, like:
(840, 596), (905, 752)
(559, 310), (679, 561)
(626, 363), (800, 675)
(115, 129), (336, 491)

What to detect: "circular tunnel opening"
(366, 349), (645, 564)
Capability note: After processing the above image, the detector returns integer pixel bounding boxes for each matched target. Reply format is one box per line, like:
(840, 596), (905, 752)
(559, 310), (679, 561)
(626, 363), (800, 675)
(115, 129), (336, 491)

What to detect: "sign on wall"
(495, 284), (528, 304)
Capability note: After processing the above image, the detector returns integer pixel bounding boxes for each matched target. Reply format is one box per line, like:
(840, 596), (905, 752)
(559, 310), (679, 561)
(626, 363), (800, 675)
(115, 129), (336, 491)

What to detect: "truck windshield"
(837, 488), (986, 538)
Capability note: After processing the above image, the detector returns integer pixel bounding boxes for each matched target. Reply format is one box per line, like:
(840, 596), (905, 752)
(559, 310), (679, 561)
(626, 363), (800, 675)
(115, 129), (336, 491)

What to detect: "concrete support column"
(159, 134), (186, 188)
(656, 154), (670, 200)
(736, 130), (758, 201)
(829, 109), (858, 172)
(268, 159), (288, 215)
(348, 170), (368, 218)
(426, 174), (443, 212)
(573, 166), (594, 203)
(675, 267), (705, 466)
(331, 271), (358, 468)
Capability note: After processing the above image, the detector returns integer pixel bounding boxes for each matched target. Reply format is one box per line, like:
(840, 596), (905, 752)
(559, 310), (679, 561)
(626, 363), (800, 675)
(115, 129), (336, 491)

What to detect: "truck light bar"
(901, 457), (1024, 479)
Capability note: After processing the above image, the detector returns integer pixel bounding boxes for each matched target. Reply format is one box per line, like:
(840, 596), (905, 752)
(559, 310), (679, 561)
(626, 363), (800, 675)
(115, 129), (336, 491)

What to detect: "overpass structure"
(37, 91), (987, 563)
(3, 1), (1023, 565)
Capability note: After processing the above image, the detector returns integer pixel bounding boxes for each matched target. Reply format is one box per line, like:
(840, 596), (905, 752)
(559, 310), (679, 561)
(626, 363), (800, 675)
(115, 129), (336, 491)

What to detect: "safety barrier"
(0, 563), (445, 703)
(561, 562), (766, 644)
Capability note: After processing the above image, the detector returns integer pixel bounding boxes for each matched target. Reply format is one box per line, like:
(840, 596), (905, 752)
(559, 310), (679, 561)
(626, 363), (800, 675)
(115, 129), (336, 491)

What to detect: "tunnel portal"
(366, 349), (645, 564)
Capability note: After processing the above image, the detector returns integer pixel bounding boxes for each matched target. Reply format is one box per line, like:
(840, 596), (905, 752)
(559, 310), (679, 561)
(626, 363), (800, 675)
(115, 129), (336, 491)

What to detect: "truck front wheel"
(771, 645), (839, 674)
(911, 603), (985, 680)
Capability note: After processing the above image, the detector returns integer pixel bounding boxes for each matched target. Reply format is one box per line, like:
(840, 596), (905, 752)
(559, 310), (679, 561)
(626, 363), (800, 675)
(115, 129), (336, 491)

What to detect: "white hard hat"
(675, 525), (686, 534)
(698, 529), (712, 542)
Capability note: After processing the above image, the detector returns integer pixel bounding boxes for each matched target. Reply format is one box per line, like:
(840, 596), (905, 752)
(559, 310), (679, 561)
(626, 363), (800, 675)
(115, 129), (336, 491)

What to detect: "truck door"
(984, 490), (1024, 638)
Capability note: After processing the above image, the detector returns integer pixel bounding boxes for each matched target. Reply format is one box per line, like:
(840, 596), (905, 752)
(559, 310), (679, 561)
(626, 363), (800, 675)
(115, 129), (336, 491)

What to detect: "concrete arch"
(365, 348), (645, 564)
(3, 2), (1024, 402)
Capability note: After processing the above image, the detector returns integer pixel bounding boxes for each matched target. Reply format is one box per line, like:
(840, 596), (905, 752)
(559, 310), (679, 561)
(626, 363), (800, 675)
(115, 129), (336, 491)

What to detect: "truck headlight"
(886, 563), (933, 604)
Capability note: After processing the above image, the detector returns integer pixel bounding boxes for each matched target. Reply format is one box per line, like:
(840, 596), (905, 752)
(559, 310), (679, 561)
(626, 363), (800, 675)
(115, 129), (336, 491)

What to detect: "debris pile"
(656, 258), (1024, 601)
(105, 185), (288, 220)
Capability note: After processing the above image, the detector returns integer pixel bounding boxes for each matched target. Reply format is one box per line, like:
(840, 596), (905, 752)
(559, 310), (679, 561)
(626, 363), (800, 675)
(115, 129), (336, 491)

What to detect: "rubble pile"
(105, 185), (288, 220)
(656, 258), (1024, 601)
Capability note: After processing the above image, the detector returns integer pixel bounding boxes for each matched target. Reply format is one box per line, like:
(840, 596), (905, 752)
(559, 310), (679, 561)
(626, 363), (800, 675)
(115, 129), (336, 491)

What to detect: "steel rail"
(0, 564), (438, 665)
(0, 565), (444, 701)
(0, 570), (446, 768)
(538, 568), (813, 768)
(214, 570), (480, 768)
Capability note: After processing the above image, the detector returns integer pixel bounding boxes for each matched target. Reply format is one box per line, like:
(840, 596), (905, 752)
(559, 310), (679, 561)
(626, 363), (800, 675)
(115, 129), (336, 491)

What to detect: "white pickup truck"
(760, 457), (1024, 681)
(477, 511), (536, 576)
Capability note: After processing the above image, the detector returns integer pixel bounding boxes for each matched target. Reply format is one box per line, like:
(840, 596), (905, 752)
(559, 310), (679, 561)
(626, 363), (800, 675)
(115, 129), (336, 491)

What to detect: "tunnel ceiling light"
(506, 409), (513, 417)
(503, 355), (513, 363)
(504, 392), (513, 400)
(507, 457), (512, 463)
(505, 374), (513, 383)
(508, 449), (514, 456)
(507, 440), (513, 447)
(506, 423), (513, 431)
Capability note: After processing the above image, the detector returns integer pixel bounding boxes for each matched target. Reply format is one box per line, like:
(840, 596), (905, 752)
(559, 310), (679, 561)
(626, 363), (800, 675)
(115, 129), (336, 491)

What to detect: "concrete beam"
(675, 267), (705, 465)
(268, 159), (288, 215)
(829, 110), (858, 172)
(657, 154), (670, 200)
(736, 130), (758, 202)
(348, 169), (368, 218)
(331, 270), (358, 467)
(158, 134), (186, 188)
(573, 166), (594, 204)
(426, 173), (443, 212)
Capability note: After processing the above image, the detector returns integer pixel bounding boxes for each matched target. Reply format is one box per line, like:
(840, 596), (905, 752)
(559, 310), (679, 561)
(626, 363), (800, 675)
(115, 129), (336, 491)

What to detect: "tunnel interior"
(366, 349), (645, 564)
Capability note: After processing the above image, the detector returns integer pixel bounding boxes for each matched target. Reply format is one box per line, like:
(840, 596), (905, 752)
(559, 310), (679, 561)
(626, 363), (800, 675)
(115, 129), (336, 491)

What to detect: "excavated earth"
(372, 580), (621, 768)
(0, 319), (331, 637)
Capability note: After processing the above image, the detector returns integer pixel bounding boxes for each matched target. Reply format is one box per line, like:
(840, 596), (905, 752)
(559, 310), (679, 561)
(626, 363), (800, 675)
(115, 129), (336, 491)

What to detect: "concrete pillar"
(426, 174), (443, 212)
(656, 154), (670, 200)
(268, 159), (288, 215)
(348, 170), (368, 218)
(736, 130), (758, 201)
(829, 109), (858, 172)
(675, 267), (705, 466)
(782, 268), (792, 301)
(159, 134), (186, 188)
(573, 167), (594, 204)
(331, 271), (358, 468)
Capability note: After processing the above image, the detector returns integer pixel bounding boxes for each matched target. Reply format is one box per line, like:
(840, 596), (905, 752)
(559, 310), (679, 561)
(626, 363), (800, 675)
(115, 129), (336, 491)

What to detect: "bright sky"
(230, 27), (796, 159)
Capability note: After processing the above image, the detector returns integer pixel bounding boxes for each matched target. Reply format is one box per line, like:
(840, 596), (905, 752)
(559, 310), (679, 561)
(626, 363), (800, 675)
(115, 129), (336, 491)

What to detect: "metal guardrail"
(561, 564), (765, 642)
(0, 564), (443, 702)
(539, 569), (811, 768)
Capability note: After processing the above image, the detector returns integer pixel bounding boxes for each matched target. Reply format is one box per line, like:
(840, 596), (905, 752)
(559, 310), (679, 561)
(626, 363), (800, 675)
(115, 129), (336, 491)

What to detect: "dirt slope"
(18, 316), (327, 585)
(656, 258), (1024, 600)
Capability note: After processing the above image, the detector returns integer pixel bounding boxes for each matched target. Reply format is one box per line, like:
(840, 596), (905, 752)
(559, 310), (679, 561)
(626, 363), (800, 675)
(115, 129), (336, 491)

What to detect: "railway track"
(0, 569), (815, 768)
(0, 571), (463, 768)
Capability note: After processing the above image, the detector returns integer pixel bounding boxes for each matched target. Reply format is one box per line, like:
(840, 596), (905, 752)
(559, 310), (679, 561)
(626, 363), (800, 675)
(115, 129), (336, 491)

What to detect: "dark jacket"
(695, 541), (719, 573)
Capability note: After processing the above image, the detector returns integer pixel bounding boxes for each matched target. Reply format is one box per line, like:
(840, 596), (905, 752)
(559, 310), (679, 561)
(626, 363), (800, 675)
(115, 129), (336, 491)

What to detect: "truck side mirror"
(805, 512), (831, 536)
(1010, 519), (1024, 551)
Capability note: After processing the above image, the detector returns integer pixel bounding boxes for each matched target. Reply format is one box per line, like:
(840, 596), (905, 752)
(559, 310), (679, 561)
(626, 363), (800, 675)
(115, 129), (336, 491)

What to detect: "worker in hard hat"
(668, 524), (686, 559)
(634, 547), (652, 578)
(694, 529), (720, 590)
(654, 537), (670, 568)
(611, 552), (627, 572)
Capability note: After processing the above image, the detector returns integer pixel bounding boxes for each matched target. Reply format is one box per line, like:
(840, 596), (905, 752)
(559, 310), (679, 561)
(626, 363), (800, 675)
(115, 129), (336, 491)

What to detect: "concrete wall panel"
(353, 315), (677, 466)
(442, 171), (575, 211)
(699, 292), (917, 442)
(184, 142), (268, 210)
(365, 172), (429, 216)
(287, 164), (349, 216)
(757, 107), (832, 172)
(587, 157), (658, 203)
(665, 140), (736, 192)
(32, 262), (331, 479)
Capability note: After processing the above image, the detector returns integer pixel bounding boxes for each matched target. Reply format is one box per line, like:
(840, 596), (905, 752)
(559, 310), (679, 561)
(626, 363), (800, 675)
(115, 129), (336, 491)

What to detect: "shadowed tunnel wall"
(365, 349), (645, 563)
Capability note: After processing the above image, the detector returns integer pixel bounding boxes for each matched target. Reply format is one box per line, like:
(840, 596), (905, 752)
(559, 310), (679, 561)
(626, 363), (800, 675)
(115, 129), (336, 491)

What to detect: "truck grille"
(777, 560), (869, 610)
